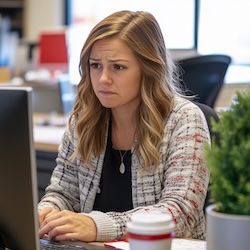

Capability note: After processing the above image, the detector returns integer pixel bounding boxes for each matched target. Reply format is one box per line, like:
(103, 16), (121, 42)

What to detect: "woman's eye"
(90, 63), (100, 69)
(114, 64), (124, 70)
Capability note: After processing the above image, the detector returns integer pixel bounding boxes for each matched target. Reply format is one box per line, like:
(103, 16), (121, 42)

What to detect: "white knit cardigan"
(38, 96), (210, 241)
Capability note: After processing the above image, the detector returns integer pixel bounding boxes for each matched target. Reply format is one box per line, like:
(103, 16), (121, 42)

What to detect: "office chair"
(178, 54), (231, 108)
(193, 102), (220, 211)
(194, 102), (220, 144)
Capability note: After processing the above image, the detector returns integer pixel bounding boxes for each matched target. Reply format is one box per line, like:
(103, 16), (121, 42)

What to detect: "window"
(198, 0), (250, 65)
(66, 0), (197, 84)
(68, 0), (196, 49)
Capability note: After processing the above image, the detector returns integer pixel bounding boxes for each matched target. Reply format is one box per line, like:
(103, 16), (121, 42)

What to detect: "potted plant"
(205, 90), (250, 250)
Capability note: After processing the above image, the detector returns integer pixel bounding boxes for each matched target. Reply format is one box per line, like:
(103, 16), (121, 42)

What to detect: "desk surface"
(33, 113), (67, 152)
(90, 238), (206, 249)
(34, 125), (64, 152)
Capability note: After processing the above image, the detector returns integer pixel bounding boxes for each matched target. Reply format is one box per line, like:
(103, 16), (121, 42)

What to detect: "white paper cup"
(126, 212), (175, 250)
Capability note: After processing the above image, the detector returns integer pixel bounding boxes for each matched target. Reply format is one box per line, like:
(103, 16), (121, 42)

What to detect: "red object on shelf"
(38, 30), (69, 72)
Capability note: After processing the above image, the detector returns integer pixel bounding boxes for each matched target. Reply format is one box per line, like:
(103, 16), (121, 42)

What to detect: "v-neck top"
(93, 121), (133, 212)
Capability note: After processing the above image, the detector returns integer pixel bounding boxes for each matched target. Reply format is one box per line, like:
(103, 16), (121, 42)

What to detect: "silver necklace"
(119, 150), (128, 174)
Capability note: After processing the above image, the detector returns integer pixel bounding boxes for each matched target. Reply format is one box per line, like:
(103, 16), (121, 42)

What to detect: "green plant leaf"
(205, 89), (250, 215)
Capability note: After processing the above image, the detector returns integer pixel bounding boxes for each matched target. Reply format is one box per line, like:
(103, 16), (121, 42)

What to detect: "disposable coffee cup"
(126, 212), (175, 250)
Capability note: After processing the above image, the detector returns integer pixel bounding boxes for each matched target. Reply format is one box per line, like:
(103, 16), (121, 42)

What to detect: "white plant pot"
(206, 204), (250, 250)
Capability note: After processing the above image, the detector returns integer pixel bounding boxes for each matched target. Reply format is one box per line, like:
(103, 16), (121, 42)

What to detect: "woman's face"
(89, 37), (142, 111)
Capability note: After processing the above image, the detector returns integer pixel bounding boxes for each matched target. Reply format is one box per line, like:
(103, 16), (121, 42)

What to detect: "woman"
(38, 10), (210, 242)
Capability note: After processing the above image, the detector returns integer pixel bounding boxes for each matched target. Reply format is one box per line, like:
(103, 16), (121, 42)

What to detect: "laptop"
(0, 87), (116, 250)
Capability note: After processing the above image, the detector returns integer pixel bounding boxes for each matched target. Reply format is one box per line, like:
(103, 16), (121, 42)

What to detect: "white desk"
(94, 239), (206, 250)
(33, 125), (65, 152)
(33, 113), (68, 152)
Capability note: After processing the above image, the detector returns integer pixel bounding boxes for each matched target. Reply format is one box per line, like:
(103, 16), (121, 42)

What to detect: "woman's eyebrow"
(109, 59), (129, 63)
(89, 57), (129, 62)
(89, 57), (100, 61)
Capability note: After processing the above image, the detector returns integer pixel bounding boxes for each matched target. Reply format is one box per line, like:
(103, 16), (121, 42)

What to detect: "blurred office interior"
(0, 0), (250, 113)
(1, 0), (250, 201)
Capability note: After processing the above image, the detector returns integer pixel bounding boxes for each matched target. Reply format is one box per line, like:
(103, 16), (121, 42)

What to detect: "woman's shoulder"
(165, 95), (208, 131)
(171, 95), (203, 116)
(61, 114), (78, 144)
(164, 95), (210, 137)
(68, 114), (77, 129)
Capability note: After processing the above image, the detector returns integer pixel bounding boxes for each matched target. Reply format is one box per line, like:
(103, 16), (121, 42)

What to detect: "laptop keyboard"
(40, 239), (113, 250)
(40, 239), (87, 249)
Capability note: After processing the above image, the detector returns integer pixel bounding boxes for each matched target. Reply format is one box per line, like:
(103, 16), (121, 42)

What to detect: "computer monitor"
(0, 87), (114, 250)
(0, 87), (40, 249)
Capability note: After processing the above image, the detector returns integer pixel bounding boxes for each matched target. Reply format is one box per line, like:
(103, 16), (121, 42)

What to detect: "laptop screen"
(0, 87), (40, 249)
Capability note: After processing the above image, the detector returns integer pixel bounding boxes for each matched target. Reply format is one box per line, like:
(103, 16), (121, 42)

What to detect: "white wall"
(24, 0), (65, 42)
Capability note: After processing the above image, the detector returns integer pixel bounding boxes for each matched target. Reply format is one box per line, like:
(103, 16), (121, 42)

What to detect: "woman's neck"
(111, 112), (137, 150)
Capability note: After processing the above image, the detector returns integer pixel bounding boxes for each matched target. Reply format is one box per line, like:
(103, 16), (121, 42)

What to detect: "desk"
(34, 125), (64, 152)
(90, 238), (206, 249)
(33, 112), (68, 152)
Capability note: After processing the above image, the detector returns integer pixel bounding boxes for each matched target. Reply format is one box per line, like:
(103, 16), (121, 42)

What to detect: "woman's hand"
(38, 207), (58, 226)
(38, 209), (97, 242)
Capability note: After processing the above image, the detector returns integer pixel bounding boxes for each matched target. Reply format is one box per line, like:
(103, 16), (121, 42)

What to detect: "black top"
(93, 122), (133, 212)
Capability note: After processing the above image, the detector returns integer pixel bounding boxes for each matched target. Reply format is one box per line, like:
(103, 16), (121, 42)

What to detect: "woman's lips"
(99, 90), (116, 96)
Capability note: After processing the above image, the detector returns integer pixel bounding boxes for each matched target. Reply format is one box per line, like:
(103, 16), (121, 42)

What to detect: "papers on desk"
(104, 239), (206, 250)
(104, 241), (129, 250)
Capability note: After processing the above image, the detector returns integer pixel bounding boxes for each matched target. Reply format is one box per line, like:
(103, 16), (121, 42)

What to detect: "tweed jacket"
(38, 96), (210, 241)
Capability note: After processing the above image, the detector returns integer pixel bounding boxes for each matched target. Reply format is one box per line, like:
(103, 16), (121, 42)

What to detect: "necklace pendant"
(119, 162), (125, 174)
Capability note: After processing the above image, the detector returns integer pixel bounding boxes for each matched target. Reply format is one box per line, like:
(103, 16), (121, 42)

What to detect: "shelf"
(0, 1), (23, 8)
(0, 0), (24, 37)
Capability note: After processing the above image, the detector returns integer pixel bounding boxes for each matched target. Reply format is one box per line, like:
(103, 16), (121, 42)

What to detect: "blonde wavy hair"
(70, 10), (182, 169)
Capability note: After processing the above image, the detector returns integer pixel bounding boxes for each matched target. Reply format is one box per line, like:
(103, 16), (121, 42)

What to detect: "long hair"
(70, 10), (182, 169)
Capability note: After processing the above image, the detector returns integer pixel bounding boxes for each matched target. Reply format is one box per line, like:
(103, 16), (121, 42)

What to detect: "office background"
(0, 0), (250, 201)
(1, 0), (250, 108)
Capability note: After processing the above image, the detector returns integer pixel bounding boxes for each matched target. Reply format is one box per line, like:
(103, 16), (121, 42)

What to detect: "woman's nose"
(99, 69), (112, 85)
